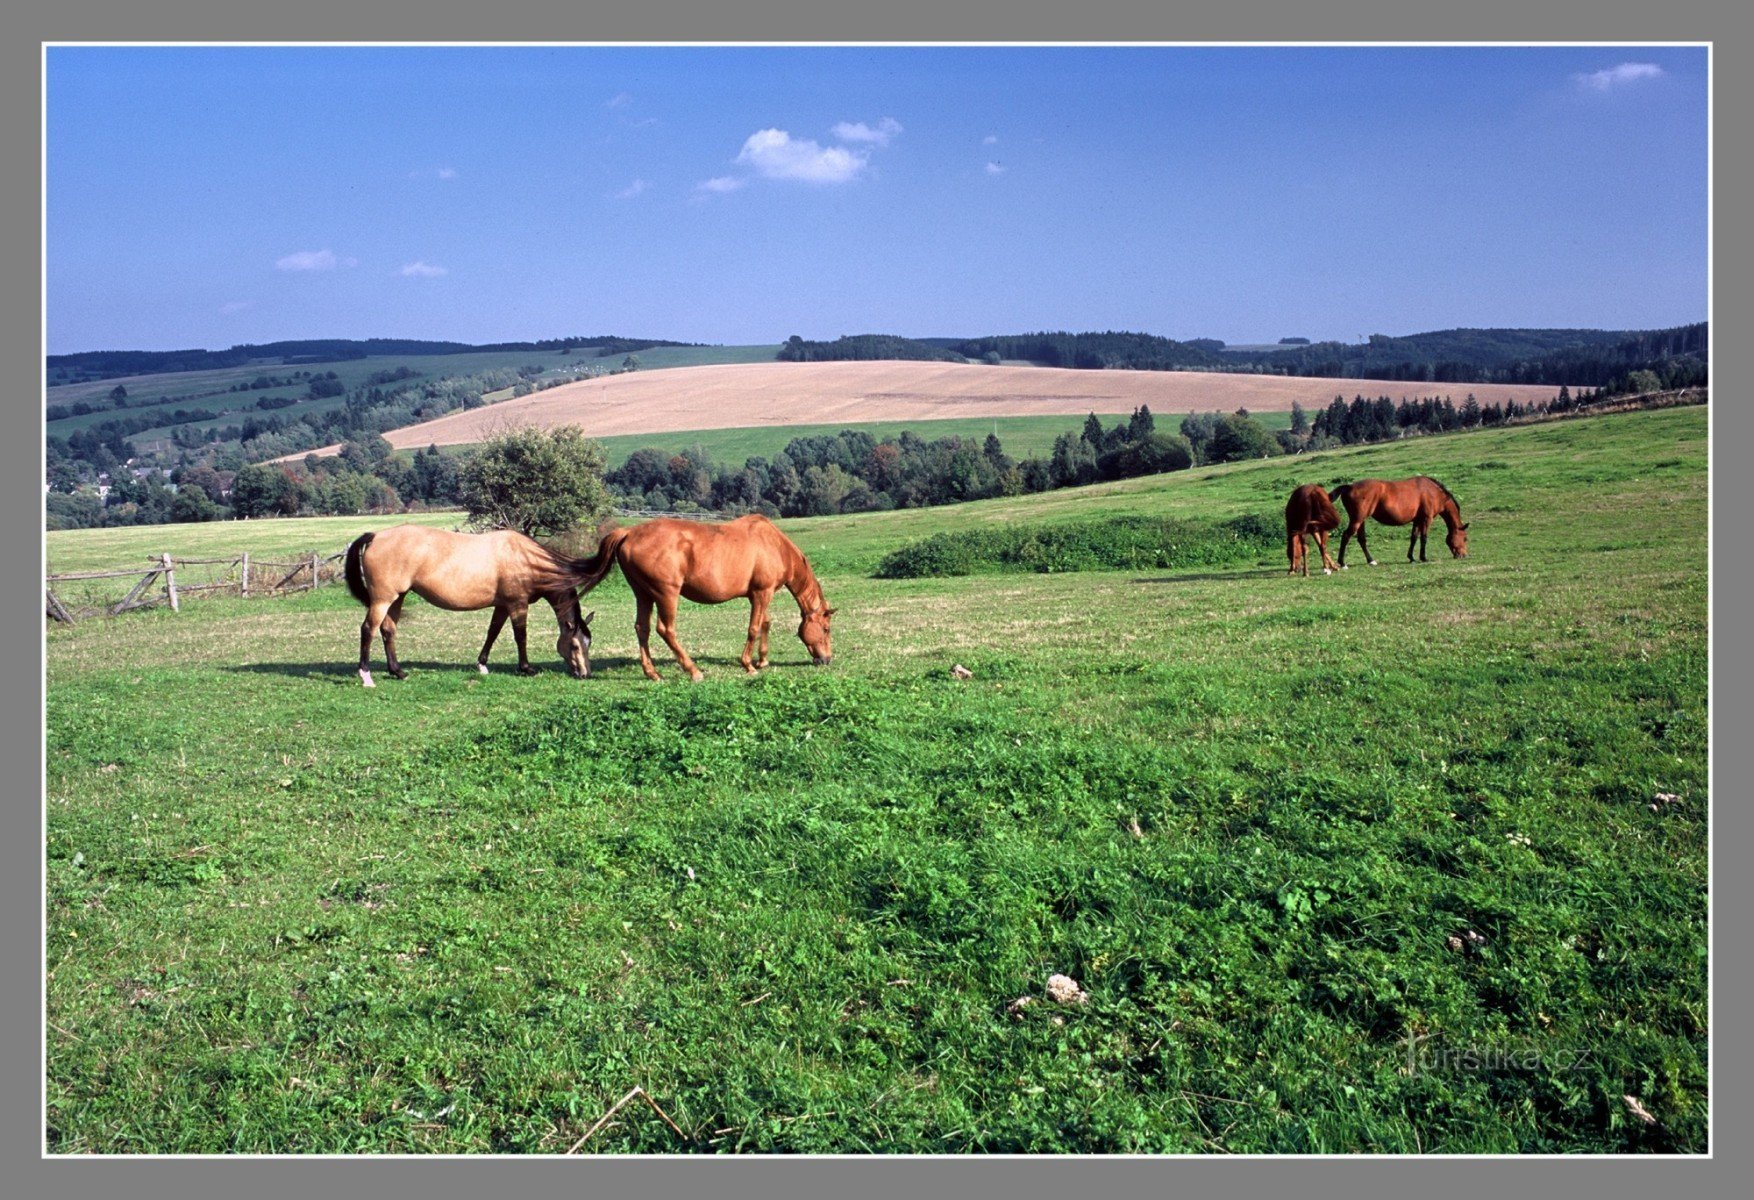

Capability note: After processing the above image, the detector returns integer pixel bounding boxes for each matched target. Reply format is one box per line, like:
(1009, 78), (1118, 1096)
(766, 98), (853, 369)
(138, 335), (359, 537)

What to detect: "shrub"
(874, 513), (1280, 578)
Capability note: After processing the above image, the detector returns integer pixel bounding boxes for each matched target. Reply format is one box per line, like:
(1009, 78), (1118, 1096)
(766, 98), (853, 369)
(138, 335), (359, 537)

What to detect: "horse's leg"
(1356, 520), (1376, 566)
(1418, 518), (1430, 562)
(759, 614), (773, 668)
(653, 592), (704, 682)
(742, 590), (775, 672)
(476, 606), (510, 674)
(1287, 531), (1301, 576)
(633, 593), (662, 681)
(509, 603), (537, 675)
(1316, 530), (1338, 575)
(358, 599), (391, 688)
(380, 595), (409, 679)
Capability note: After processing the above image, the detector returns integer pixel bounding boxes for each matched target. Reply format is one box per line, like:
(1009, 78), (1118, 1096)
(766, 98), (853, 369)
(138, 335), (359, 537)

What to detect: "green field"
(44, 407), (1708, 1153)
(409, 411), (1294, 473)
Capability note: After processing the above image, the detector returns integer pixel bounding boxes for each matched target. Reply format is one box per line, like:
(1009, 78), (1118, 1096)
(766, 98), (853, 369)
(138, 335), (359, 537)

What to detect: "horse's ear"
(582, 609), (595, 625)
(1461, 522), (1470, 531)
(824, 607), (837, 618)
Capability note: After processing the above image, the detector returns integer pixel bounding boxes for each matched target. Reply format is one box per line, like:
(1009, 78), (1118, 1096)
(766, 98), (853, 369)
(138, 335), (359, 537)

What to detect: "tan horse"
(1284, 483), (1341, 576)
(344, 526), (594, 688)
(1329, 477), (1469, 567)
(576, 514), (834, 681)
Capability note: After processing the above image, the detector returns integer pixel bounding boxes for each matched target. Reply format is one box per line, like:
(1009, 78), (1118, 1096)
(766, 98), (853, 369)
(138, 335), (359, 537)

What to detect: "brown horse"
(1284, 484), (1341, 576)
(1329, 477), (1469, 567)
(575, 514), (834, 681)
(344, 526), (594, 688)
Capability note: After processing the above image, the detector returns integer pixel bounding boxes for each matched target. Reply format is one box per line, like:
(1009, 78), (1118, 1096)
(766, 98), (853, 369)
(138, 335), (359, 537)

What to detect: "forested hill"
(1229, 324), (1707, 384)
(943, 323), (1705, 388)
(946, 330), (1228, 370)
(775, 334), (968, 363)
(48, 335), (700, 385)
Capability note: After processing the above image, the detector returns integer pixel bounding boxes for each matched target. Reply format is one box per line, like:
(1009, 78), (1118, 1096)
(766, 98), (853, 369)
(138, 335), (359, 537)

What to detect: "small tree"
(458, 425), (612, 538)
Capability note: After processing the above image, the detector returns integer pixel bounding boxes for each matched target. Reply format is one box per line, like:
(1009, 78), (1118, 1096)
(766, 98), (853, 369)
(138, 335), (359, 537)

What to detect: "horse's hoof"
(478, 663), (489, 675)
(518, 666), (539, 676)
(391, 668), (409, 680)
(1323, 568), (1332, 575)
(689, 673), (705, 683)
(360, 671), (375, 688)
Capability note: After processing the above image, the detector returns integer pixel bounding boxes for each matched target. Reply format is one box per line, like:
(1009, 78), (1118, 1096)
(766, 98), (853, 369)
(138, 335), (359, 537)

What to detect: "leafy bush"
(874, 513), (1279, 578)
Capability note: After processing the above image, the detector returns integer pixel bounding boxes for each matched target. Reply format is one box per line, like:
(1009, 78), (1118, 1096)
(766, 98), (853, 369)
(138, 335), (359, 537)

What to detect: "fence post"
(311, 552), (320, 591)
(163, 553), (179, 612)
(240, 552), (249, 597)
(46, 588), (74, 624)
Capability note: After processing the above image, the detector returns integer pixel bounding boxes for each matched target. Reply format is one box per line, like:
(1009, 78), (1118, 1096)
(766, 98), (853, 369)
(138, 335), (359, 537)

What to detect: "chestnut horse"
(1284, 484), (1341, 576)
(1329, 476), (1469, 567)
(344, 526), (594, 688)
(576, 514), (834, 681)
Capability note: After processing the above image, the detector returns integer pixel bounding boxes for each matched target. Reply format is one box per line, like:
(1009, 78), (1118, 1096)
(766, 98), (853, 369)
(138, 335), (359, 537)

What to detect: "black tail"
(344, 532), (374, 606)
(1328, 483), (1351, 509)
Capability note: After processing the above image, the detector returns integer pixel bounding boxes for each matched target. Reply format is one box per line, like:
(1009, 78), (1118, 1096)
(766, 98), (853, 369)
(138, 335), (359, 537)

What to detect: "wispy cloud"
(1576, 62), (1665, 92)
(736, 128), (867, 184)
(276, 249), (353, 272)
(400, 261), (448, 278)
(985, 161), (1005, 176)
(614, 179), (650, 200)
(983, 134), (999, 145)
(607, 91), (633, 109)
(219, 300), (253, 314)
(832, 117), (902, 146)
(409, 166), (459, 181)
(696, 175), (744, 194)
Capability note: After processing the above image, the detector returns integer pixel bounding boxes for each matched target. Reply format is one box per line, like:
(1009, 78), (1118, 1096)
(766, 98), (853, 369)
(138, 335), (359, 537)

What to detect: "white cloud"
(437, 167), (458, 180)
(985, 161), (1005, 175)
(614, 179), (650, 200)
(832, 117), (903, 146)
(696, 175), (744, 193)
(400, 261), (448, 278)
(1576, 62), (1665, 91)
(983, 134), (999, 145)
(276, 249), (351, 272)
(736, 128), (867, 184)
(607, 91), (633, 108)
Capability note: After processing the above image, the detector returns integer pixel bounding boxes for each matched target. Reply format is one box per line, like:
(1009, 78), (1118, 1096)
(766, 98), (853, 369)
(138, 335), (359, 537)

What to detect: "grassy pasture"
(44, 407), (1707, 1153)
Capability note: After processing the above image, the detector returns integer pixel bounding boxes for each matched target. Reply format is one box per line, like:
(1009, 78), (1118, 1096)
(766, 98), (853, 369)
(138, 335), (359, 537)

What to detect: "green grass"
(44, 407), (1708, 1153)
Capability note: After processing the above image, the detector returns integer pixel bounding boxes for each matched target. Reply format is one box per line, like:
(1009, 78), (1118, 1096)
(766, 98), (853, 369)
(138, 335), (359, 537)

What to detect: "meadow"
(43, 406), (1708, 1154)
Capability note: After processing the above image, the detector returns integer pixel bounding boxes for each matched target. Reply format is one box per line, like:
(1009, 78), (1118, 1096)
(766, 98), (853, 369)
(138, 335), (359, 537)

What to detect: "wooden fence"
(46, 548), (348, 624)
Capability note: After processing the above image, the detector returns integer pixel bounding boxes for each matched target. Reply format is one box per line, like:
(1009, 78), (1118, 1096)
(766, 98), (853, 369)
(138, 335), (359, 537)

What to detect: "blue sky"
(45, 44), (1709, 355)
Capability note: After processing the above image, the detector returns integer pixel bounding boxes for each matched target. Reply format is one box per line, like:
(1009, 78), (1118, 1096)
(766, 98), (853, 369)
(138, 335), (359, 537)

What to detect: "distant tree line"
(945, 330), (1226, 370)
(776, 334), (968, 363)
(47, 334), (697, 385)
(602, 407), (1208, 519)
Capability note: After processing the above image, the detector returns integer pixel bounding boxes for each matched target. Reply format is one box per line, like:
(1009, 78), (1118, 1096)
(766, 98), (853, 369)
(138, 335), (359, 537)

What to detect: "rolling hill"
(286, 360), (1566, 459)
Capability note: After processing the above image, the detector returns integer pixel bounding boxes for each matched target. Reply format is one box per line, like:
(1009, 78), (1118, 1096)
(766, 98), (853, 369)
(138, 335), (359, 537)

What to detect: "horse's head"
(1447, 522), (1470, 558)
(799, 606), (836, 666)
(558, 603), (594, 679)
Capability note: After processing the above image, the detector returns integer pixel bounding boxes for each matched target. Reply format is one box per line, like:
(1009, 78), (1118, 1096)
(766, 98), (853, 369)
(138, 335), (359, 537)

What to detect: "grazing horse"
(1284, 483), (1342, 576)
(575, 514), (834, 682)
(1329, 477), (1469, 568)
(344, 526), (594, 688)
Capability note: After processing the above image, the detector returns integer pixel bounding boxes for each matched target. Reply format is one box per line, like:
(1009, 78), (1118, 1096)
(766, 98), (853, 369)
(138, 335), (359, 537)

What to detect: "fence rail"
(47, 548), (348, 625)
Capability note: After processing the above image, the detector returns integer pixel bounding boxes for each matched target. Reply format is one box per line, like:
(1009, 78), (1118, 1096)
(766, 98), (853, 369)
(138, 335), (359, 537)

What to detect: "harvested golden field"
(298, 361), (1566, 456)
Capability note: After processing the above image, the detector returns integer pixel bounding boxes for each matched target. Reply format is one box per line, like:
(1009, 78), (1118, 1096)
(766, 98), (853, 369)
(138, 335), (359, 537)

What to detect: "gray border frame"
(13, 2), (1737, 1198)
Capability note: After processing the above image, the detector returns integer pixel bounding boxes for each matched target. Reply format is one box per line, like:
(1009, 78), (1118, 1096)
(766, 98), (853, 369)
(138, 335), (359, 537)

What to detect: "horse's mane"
(1425, 476), (1460, 509)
